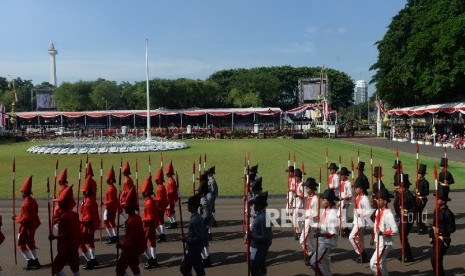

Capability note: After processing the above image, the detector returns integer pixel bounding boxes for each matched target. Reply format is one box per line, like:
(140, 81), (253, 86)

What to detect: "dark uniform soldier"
(415, 164), (429, 235)
(371, 166), (386, 210)
(249, 191), (272, 276)
(207, 166), (219, 227)
(438, 157), (454, 201)
(392, 160), (402, 186)
(394, 174), (416, 263)
(355, 161), (370, 192)
(430, 188), (455, 276)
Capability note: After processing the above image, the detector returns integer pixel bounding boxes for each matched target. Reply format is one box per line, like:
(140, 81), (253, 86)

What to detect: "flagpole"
(12, 158), (18, 265)
(47, 177), (54, 274)
(145, 38), (151, 140)
(433, 165), (439, 276)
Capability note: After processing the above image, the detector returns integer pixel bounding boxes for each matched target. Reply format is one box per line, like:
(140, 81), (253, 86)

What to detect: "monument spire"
(48, 42), (58, 87)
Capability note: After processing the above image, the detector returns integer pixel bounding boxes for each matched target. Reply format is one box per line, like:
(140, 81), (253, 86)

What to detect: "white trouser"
(310, 243), (331, 276)
(370, 243), (391, 276)
(349, 226), (365, 255)
(299, 218), (315, 255)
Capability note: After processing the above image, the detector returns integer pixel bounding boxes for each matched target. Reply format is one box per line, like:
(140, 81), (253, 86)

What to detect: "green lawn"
(1, 138), (464, 199)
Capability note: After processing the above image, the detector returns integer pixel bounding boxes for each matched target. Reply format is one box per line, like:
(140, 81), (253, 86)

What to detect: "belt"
(417, 196), (427, 200)
(438, 235), (451, 242)
(440, 182), (449, 187)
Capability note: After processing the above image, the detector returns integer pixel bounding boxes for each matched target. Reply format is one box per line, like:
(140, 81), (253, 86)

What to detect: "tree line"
(0, 66), (354, 113)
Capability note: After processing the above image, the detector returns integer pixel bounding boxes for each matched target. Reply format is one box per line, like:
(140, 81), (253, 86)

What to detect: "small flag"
(0, 104), (4, 128)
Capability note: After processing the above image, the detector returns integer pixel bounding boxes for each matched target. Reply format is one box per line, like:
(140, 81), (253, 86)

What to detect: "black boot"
(212, 220), (218, 228)
(157, 234), (166, 243)
(32, 259), (41, 269)
(305, 255), (311, 266)
(83, 259), (95, 270)
(355, 251), (368, 263)
(23, 259), (35, 270)
(167, 222), (178, 229)
(202, 256), (212, 267)
(144, 258), (160, 269)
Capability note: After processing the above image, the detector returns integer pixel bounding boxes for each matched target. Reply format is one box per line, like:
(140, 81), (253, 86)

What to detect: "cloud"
(284, 42), (315, 54)
(305, 26), (347, 36)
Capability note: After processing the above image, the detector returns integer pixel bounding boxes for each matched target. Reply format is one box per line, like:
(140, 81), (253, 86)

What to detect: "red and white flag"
(376, 99), (385, 114)
(0, 104), (5, 128)
(322, 99), (328, 122)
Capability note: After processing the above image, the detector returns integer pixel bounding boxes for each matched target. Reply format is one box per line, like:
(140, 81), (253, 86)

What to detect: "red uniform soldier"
(104, 166), (119, 244)
(165, 161), (179, 229)
(120, 162), (134, 224)
(154, 167), (169, 242)
(49, 185), (82, 276)
(16, 175), (41, 270)
(140, 175), (161, 269)
(53, 168), (69, 226)
(116, 186), (147, 276)
(85, 163), (98, 202)
(79, 176), (101, 270)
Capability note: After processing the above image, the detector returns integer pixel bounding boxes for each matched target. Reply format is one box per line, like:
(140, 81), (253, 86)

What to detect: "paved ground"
(0, 194), (464, 276)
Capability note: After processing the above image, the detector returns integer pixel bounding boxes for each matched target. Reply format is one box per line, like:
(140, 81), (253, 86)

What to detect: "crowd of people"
(0, 160), (219, 276)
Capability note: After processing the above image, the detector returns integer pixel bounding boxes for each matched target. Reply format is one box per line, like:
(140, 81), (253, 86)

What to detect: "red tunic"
(79, 197), (100, 249)
(52, 209), (81, 274)
(116, 213), (146, 276)
(120, 176), (135, 206)
(142, 197), (158, 247)
(17, 196), (41, 251)
(165, 177), (178, 217)
(104, 184), (118, 228)
(53, 184), (68, 225)
(155, 184), (168, 226)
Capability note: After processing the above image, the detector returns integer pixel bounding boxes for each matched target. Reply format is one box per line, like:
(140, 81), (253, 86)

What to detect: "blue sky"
(1, 0), (406, 93)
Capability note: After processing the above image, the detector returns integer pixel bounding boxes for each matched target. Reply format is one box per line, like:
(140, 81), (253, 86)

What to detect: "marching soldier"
(392, 160), (402, 185)
(199, 181), (213, 267)
(370, 187), (398, 276)
(85, 163), (98, 202)
(355, 161), (370, 190)
(79, 175), (101, 269)
(349, 177), (372, 263)
(416, 164), (429, 235)
(371, 166), (386, 210)
(103, 166), (119, 244)
(249, 191), (272, 276)
(116, 186), (147, 276)
(339, 167), (353, 237)
(119, 162), (134, 225)
(53, 168), (69, 227)
(286, 165), (295, 221)
(207, 166), (219, 227)
(438, 157), (454, 201)
(180, 193), (208, 276)
(154, 167), (169, 243)
(293, 168), (304, 240)
(16, 175), (41, 270)
(140, 175), (161, 269)
(49, 185), (82, 276)
(328, 163), (340, 196)
(430, 188), (456, 276)
(165, 161), (179, 229)
(395, 174), (416, 263)
(310, 189), (339, 275)
(299, 177), (319, 266)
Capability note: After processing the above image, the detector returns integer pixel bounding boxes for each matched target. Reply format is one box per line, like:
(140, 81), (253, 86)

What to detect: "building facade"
(353, 80), (368, 104)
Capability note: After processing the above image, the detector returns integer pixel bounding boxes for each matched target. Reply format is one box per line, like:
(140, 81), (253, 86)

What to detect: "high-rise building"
(353, 80), (368, 104)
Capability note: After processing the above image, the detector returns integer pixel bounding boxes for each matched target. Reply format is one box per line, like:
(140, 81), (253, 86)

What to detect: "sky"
(0, 0), (406, 94)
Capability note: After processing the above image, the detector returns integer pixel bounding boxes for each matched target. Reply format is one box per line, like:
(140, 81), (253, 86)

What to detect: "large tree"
(370, 0), (465, 106)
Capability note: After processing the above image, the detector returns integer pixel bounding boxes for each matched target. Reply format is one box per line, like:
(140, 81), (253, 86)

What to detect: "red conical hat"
(86, 162), (94, 177)
(139, 175), (154, 194)
(154, 167), (164, 183)
(81, 176), (96, 193)
(20, 175), (33, 193)
(122, 186), (138, 207)
(106, 166), (116, 184)
(58, 168), (68, 184)
(122, 162), (131, 175)
(166, 161), (174, 176)
(53, 185), (76, 210)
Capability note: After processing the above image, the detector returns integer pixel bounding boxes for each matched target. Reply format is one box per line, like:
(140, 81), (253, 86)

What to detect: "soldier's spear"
(135, 158), (140, 213)
(160, 152), (163, 168)
(99, 158), (103, 243)
(192, 162), (196, 196)
(245, 160), (251, 276)
(12, 158), (17, 265)
(376, 164), (382, 275)
(314, 167), (322, 274)
(325, 147), (329, 187)
(204, 153), (207, 170)
(293, 152), (297, 235)
(116, 158), (123, 265)
(76, 159), (82, 213)
(46, 177), (54, 274)
(148, 155), (151, 174)
(287, 153), (290, 216)
(397, 148), (405, 265)
(53, 159), (59, 201)
(433, 165), (439, 276)
(415, 144), (419, 203)
(370, 148), (374, 186)
(339, 154), (343, 236)
(301, 161), (307, 262)
(176, 171), (186, 258)
(198, 154), (202, 188)
(243, 156), (247, 235)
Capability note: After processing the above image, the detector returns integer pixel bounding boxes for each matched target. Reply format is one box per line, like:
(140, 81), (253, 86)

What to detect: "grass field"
(1, 138), (464, 199)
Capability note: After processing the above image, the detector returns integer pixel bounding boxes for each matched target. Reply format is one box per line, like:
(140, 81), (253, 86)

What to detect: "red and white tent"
(387, 102), (465, 116)
(284, 103), (337, 116)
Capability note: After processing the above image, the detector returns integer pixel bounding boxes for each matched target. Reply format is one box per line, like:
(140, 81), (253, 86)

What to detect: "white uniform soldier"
(349, 178), (373, 263)
(299, 177), (319, 266)
(370, 187), (398, 276)
(293, 168), (304, 240)
(328, 163), (340, 197)
(338, 167), (353, 237)
(310, 189), (339, 276)
(286, 166), (295, 222)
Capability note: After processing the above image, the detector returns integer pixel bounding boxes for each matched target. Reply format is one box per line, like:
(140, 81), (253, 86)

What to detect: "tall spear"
(370, 148), (374, 185)
(287, 153), (290, 217)
(415, 144), (419, 203)
(376, 164), (382, 275)
(116, 158), (123, 265)
(315, 167), (322, 274)
(148, 155), (152, 174)
(293, 152), (297, 235)
(192, 162), (196, 195)
(198, 154), (202, 188)
(53, 159), (59, 199)
(76, 159), (82, 213)
(160, 152), (163, 168)
(301, 161), (306, 262)
(99, 158), (103, 243)
(135, 158), (140, 213)
(339, 154), (342, 236)
(400, 157), (405, 265)
(46, 177), (54, 274)
(243, 156), (247, 235)
(176, 171), (186, 258)
(325, 147), (329, 187)
(433, 164), (439, 276)
(204, 153), (207, 170)
(12, 158), (17, 265)
(245, 160), (251, 276)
